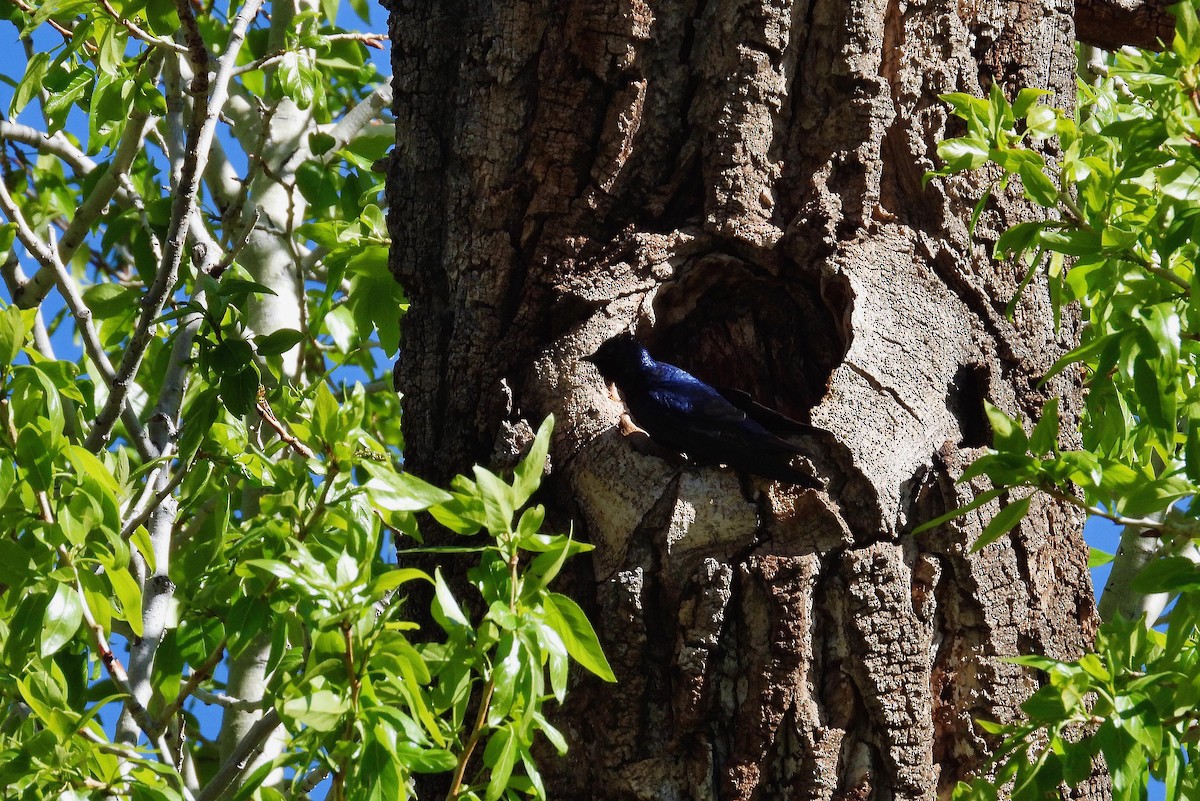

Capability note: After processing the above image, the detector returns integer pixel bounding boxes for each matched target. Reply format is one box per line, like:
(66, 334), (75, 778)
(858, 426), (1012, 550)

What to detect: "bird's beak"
(581, 352), (598, 365)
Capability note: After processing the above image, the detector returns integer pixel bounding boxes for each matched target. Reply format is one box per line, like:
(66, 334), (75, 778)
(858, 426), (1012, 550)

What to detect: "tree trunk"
(387, 2), (1107, 799)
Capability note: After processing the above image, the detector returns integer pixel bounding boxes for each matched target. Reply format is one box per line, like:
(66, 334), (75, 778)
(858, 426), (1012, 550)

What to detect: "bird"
(583, 332), (822, 488)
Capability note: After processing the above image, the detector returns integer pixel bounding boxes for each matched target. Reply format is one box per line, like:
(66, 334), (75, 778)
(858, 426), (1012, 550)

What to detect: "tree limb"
(195, 708), (282, 801)
(96, 0), (189, 53)
(85, 0), (265, 452)
(0, 175), (156, 459)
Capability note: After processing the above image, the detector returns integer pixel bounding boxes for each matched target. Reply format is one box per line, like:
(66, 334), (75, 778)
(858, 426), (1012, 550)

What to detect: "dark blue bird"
(584, 333), (822, 488)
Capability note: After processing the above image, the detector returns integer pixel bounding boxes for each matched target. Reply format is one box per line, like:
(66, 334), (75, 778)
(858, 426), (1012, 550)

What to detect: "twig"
(0, 169), (156, 459)
(65, 547), (179, 768)
(85, 0), (265, 452)
(1057, 188), (1190, 292)
(0, 118), (166, 262)
(120, 461), (190, 539)
(191, 686), (267, 711)
(214, 209), (259, 277)
(97, 0), (189, 53)
(230, 33), (388, 76)
(1040, 484), (1171, 531)
(291, 765), (331, 799)
(9, 0), (77, 44)
(152, 636), (229, 738)
(50, 51), (167, 298)
(255, 387), (316, 459)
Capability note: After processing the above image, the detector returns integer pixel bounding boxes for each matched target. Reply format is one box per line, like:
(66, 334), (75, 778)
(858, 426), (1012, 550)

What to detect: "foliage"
(0, 2), (612, 801)
(927, 4), (1200, 798)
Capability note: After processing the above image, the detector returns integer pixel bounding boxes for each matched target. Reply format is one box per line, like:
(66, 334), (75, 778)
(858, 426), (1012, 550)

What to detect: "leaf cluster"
(928, 3), (1200, 797)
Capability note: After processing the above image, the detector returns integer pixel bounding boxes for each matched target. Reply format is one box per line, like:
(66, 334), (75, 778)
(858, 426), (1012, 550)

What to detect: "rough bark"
(388, 1), (1106, 799)
(1075, 0), (1174, 50)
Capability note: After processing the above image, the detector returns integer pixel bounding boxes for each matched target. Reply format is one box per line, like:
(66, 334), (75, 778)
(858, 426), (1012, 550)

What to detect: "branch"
(291, 766), (331, 799)
(231, 32), (388, 76)
(315, 82), (394, 168)
(0, 122), (114, 186)
(96, 0), (189, 53)
(0, 173), (156, 459)
(85, 0), (265, 452)
(191, 686), (267, 711)
(194, 708), (282, 801)
(153, 636), (228, 738)
(67, 548), (179, 768)
(1075, 0), (1175, 51)
(9, 0), (75, 44)
(47, 51), (167, 301)
(4, 117), (169, 277)
(120, 461), (189, 539)
(1040, 484), (1168, 530)
(255, 386), (316, 459)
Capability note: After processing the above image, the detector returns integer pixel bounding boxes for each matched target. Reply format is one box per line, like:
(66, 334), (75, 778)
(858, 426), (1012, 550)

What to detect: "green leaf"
(1027, 397), (1060, 455)
(17, 424), (54, 492)
(254, 328), (305, 356)
(0, 304), (28, 367)
(512, 415), (553, 509)
(431, 568), (470, 631)
(985, 401), (1028, 452)
(1088, 547), (1114, 568)
(1012, 87), (1052, 119)
(474, 466), (515, 536)
(1159, 161), (1200, 201)
(910, 487), (1004, 535)
(280, 688), (349, 731)
(542, 592), (615, 682)
(41, 583), (82, 657)
(1174, 0), (1200, 62)
(370, 567), (433, 594)
(363, 462), (453, 512)
(937, 137), (990, 171)
(1018, 163), (1059, 207)
(108, 567), (143, 638)
(1131, 556), (1200, 593)
(483, 725), (518, 801)
(972, 495), (1031, 552)
(10, 51), (48, 116)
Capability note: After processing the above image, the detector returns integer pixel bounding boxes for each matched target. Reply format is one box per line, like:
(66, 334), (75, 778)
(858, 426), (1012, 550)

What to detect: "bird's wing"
(645, 366), (748, 427)
(717, 387), (822, 436)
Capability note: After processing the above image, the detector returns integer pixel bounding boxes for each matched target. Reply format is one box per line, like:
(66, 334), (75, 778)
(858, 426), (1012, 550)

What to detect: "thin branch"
(0, 121), (116, 187)
(97, 0), (189, 53)
(1040, 484), (1172, 531)
(230, 33), (388, 76)
(49, 51), (167, 298)
(120, 461), (190, 539)
(291, 765), (331, 800)
(153, 637), (229, 739)
(191, 686), (266, 712)
(9, 0), (76, 44)
(255, 386), (316, 459)
(214, 209), (259, 277)
(0, 166), (156, 459)
(309, 82), (393, 170)
(65, 547), (179, 768)
(85, 0), (265, 452)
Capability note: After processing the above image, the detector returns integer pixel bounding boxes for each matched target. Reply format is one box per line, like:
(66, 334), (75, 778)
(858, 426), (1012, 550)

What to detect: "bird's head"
(582, 332), (651, 385)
